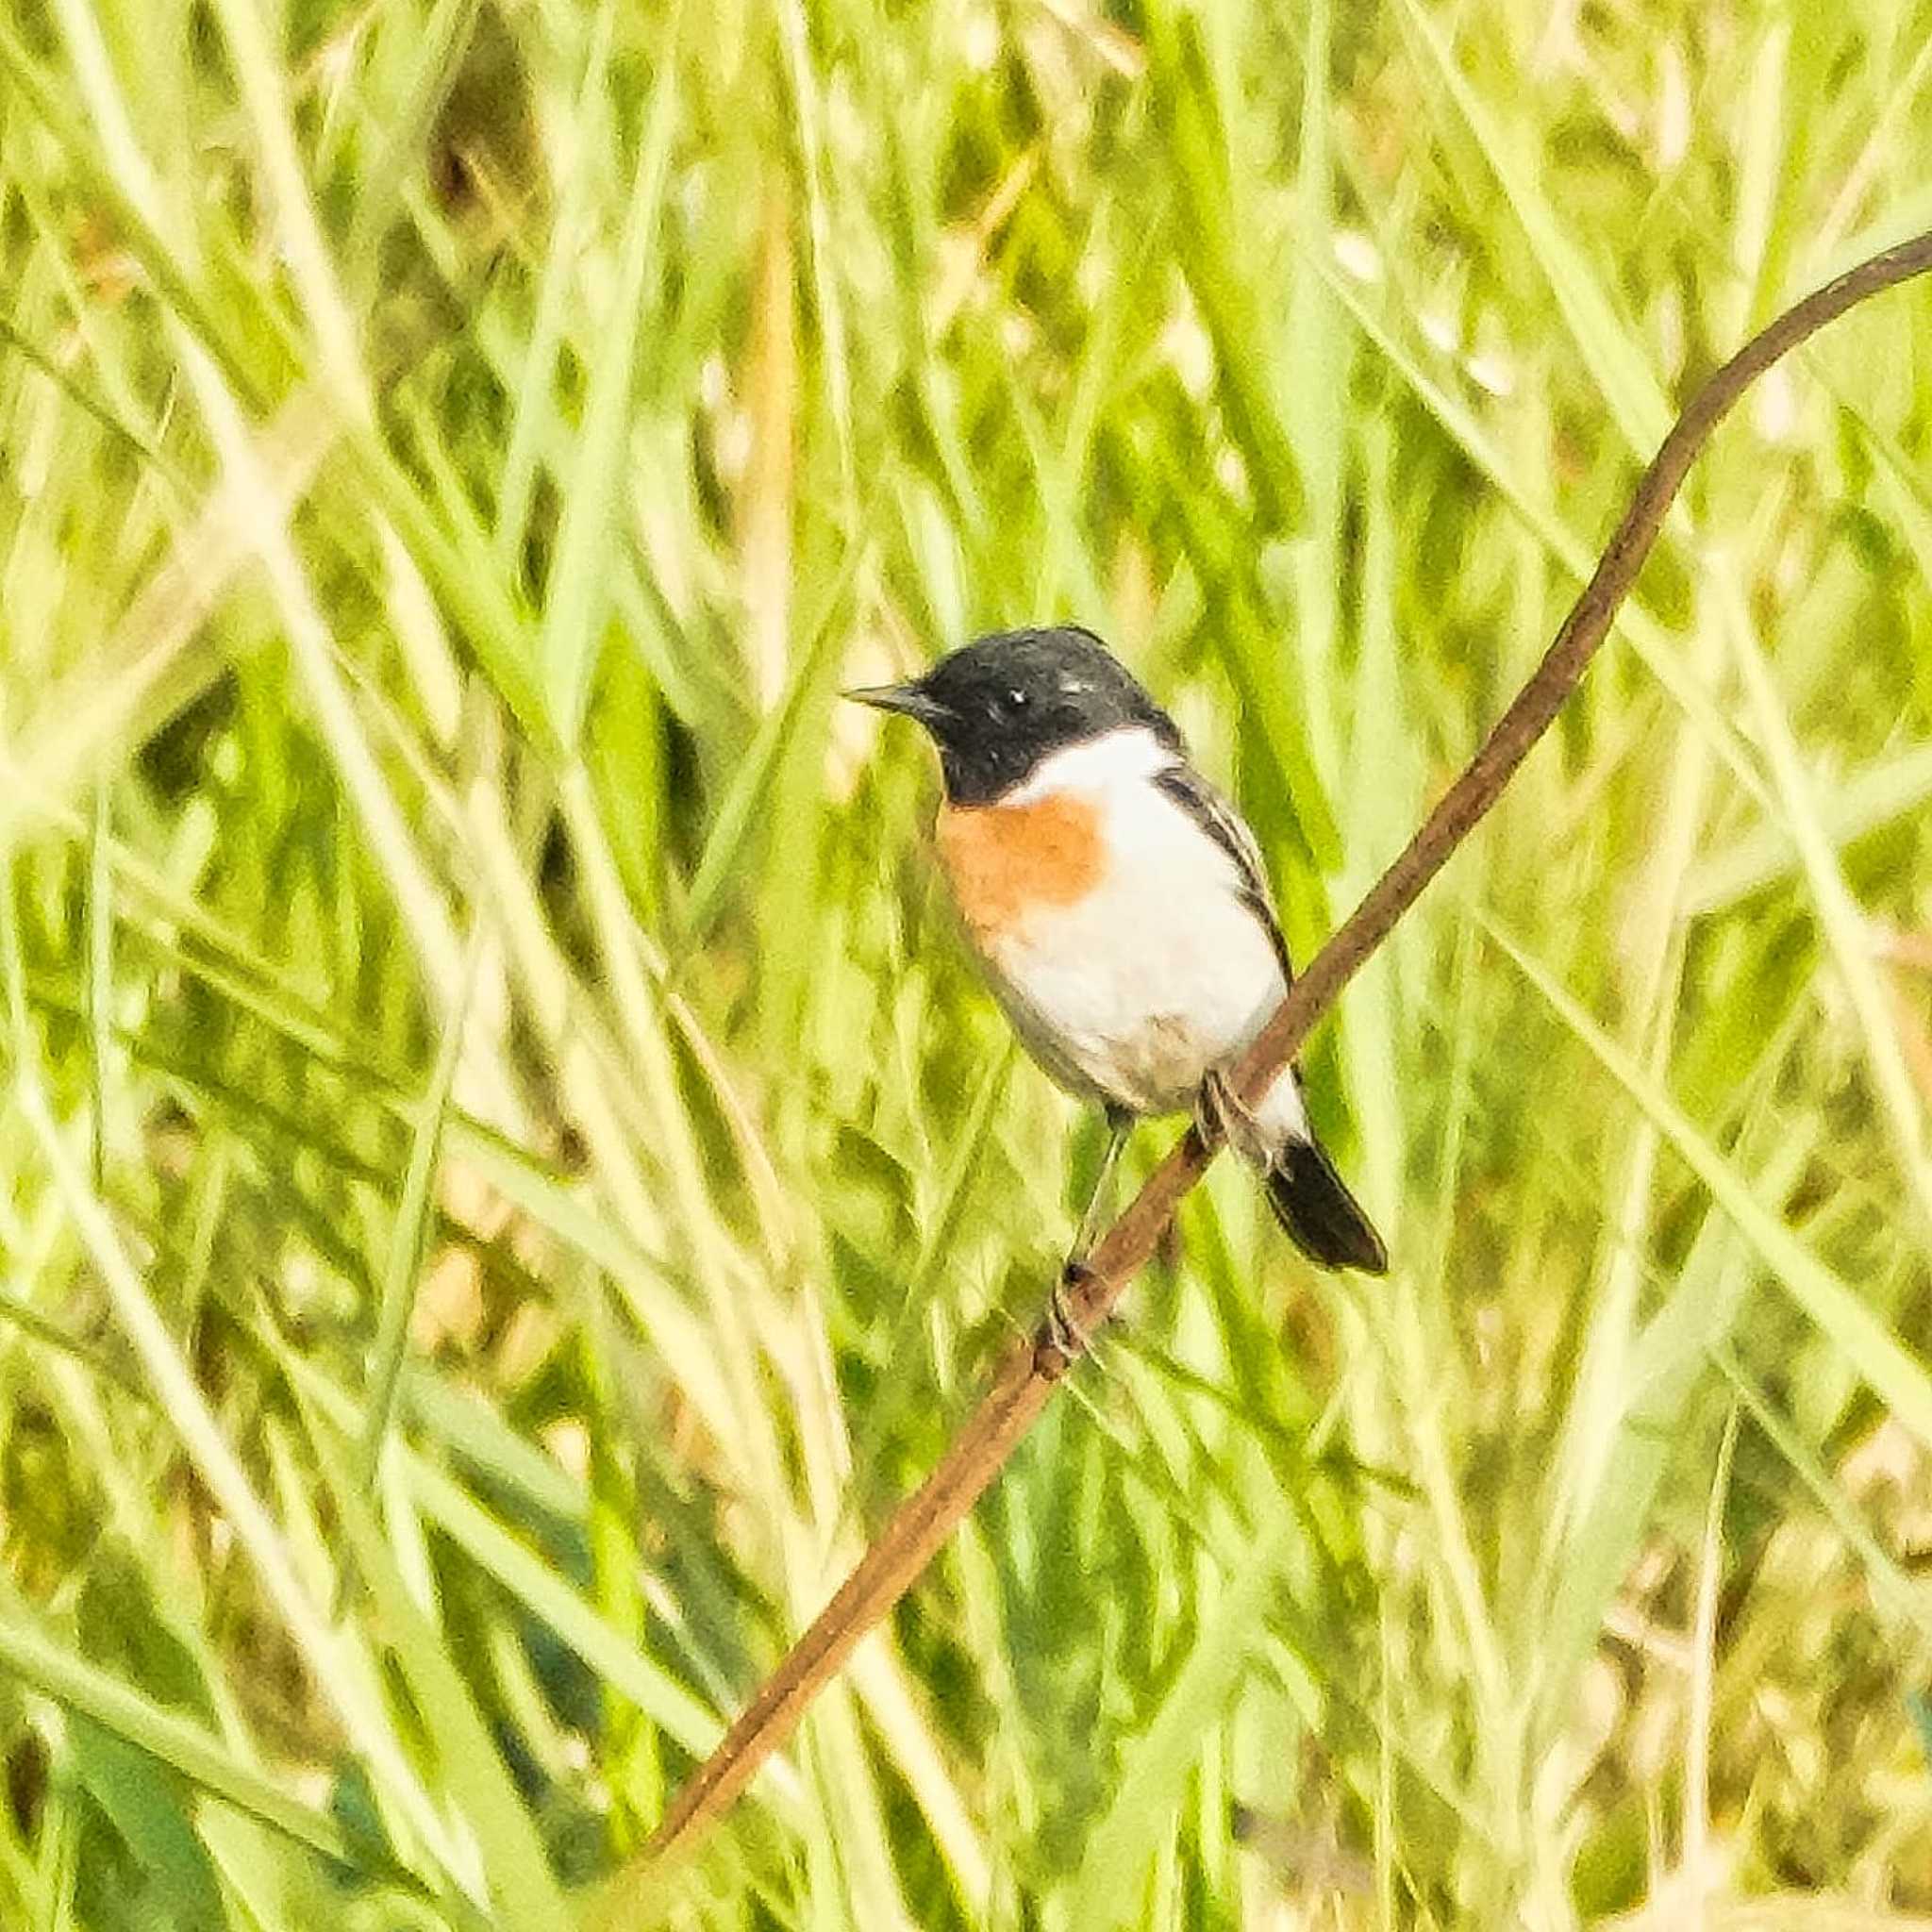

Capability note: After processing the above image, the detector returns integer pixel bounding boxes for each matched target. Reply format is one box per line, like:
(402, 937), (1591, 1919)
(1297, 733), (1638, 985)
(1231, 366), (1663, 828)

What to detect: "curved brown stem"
(615, 226), (1932, 1900)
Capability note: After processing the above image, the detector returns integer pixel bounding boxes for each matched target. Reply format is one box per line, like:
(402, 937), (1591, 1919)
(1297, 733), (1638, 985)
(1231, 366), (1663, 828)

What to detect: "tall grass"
(1, 1), (1929, 1926)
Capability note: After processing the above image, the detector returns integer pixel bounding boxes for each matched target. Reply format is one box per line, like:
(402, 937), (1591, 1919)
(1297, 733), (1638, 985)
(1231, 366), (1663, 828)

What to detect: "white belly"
(969, 745), (1303, 1132)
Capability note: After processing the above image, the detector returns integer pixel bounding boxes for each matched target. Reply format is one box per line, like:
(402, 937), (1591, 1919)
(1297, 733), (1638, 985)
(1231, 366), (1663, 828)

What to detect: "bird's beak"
(842, 680), (948, 727)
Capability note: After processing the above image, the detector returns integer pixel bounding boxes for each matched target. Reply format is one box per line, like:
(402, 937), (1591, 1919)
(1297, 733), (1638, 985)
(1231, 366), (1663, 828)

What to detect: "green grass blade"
(358, 933), (478, 1488)
(1496, 927), (1932, 1451)
(539, 0), (680, 746)
(1070, 1519), (1295, 1929)
(1719, 589), (1932, 1236)
(0, 1614), (350, 1870)
(291, 1388), (574, 1932)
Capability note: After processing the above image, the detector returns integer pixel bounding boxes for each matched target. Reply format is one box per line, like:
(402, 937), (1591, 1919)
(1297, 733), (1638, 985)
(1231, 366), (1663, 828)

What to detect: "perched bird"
(851, 625), (1386, 1342)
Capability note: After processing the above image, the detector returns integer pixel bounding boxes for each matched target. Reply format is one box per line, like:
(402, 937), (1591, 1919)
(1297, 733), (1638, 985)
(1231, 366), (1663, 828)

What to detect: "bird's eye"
(1007, 688), (1029, 709)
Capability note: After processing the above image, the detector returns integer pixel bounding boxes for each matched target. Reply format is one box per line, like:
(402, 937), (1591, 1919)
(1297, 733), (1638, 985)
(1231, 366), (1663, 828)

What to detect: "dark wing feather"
(1153, 764), (1292, 978)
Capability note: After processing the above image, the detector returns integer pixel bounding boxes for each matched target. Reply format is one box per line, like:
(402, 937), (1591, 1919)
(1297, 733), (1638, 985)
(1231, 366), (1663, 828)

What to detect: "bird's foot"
(1040, 1259), (1097, 1369)
(1196, 1067), (1268, 1165)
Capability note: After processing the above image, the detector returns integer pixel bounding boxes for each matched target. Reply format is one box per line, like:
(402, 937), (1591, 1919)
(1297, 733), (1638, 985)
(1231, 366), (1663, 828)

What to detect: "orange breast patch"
(935, 790), (1106, 943)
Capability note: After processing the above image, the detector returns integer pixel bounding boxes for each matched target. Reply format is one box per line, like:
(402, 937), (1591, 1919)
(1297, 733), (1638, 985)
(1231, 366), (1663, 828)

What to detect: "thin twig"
(627, 227), (1932, 1886)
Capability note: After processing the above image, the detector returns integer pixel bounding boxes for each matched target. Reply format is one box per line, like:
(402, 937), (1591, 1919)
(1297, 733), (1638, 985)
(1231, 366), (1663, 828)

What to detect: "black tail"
(1266, 1137), (1388, 1274)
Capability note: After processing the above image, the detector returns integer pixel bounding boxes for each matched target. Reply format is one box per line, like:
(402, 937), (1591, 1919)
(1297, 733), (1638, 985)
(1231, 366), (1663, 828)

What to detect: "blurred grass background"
(2, 0), (1931, 1924)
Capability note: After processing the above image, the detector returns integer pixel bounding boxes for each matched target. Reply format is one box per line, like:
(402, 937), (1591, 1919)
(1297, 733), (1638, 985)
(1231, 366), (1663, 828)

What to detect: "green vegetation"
(3, 0), (1931, 1924)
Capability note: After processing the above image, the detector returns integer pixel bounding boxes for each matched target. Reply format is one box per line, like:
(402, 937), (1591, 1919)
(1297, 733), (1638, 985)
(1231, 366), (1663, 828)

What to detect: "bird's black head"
(847, 626), (1179, 805)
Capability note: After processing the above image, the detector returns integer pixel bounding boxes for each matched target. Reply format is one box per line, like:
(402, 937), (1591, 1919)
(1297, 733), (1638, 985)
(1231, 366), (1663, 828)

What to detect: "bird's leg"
(1072, 1103), (1133, 1259)
(1045, 1105), (1132, 1358)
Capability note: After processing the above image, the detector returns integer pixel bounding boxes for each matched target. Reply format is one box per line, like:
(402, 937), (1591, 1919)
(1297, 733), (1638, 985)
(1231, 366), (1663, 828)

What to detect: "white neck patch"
(1004, 725), (1175, 805)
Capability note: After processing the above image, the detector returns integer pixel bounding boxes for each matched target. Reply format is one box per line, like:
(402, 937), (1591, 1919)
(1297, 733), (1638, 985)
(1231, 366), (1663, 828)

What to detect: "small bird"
(851, 625), (1386, 1342)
